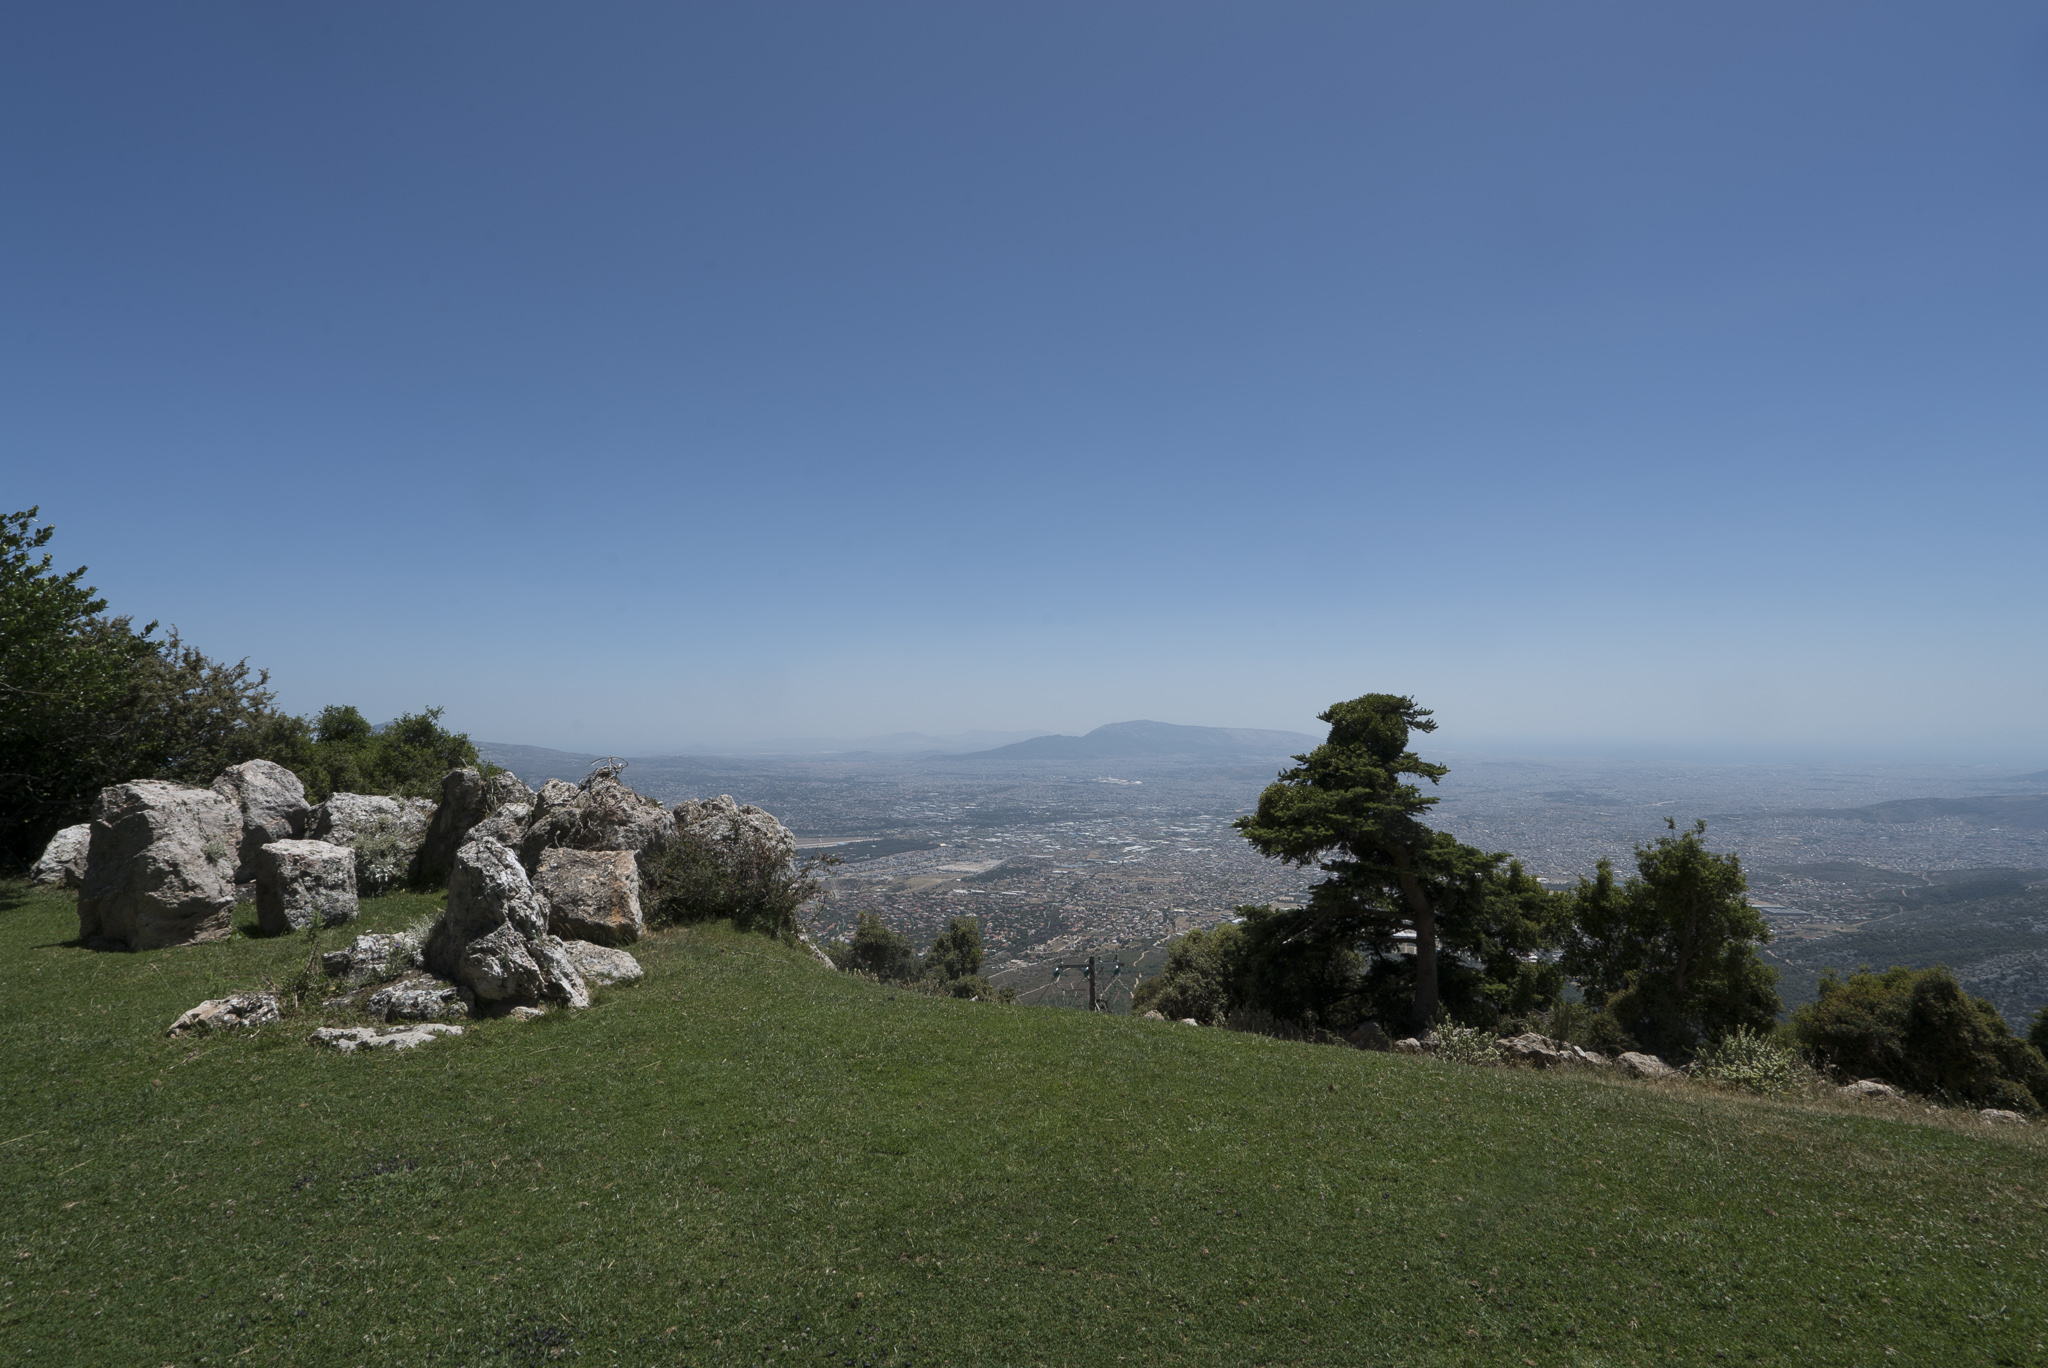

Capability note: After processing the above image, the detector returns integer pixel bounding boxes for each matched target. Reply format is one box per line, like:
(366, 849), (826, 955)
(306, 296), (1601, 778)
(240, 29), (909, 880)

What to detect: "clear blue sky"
(6, 3), (2045, 760)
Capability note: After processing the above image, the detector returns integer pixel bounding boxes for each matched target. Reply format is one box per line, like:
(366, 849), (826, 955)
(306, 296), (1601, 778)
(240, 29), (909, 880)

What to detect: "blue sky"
(6, 3), (2045, 759)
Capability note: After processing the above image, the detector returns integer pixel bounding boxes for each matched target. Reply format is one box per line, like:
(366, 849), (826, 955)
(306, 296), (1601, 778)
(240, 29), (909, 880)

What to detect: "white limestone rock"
(253, 838), (359, 934)
(77, 781), (240, 950)
(1617, 1051), (1683, 1081)
(561, 939), (644, 986)
(308, 793), (431, 895)
(311, 1023), (463, 1054)
(30, 824), (90, 889)
(365, 976), (472, 1022)
(537, 847), (643, 946)
(210, 760), (311, 881)
(168, 992), (280, 1037)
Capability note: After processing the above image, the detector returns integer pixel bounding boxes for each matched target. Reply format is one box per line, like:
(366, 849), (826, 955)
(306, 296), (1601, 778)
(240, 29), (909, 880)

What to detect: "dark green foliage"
(921, 915), (985, 990)
(1131, 920), (1249, 1024)
(1561, 819), (1780, 1060)
(1235, 693), (1562, 1031)
(838, 910), (920, 983)
(270, 704), (479, 803)
(0, 507), (288, 863)
(1792, 965), (2048, 1113)
(2031, 1004), (2048, 1057)
(640, 828), (825, 940)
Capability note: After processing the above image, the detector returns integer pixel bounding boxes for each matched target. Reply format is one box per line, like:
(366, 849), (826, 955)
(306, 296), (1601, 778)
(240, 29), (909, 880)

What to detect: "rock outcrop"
(424, 838), (589, 1010)
(519, 773), (672, 872)
(1346, 1021), (1391, 1051)
(167, 993), (280, 1036)
(321, 931), (423, 985)
(253, 838), (359, 934)
(1497, 1033), (1573, 1068)
(411, 768), (496, 887)
(77, 780), (241, 950)
(210, 760), (311, 881)
(536, 848), (643, 946)
(1980, 1108), (2030, 1126)
(308, 793), (432, 895)
(1617, 1051), (1682, 1081)
(311, 1023), (463, 1054)
(364, 976), (472, 1022)
(30, 824), (90, 888)
(671, 794), (798, 870)
(561, 939), (644, 985)
(1841, 1079), (1903, 1101)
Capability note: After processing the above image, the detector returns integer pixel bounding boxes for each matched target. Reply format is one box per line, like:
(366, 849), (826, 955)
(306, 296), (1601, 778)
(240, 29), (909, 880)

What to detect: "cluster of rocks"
(28, 757), (797, 1050)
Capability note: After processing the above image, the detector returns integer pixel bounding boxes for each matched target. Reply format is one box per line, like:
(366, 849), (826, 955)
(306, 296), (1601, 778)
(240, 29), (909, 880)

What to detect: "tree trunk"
(1396, 866), (1439, 1031)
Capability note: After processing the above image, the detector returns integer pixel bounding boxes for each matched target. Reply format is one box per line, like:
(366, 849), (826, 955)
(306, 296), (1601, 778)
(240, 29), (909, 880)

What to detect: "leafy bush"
(1693, 1026), (1800, 1094)
(1131, 921), (1248, 1025)
(1792, 965), (2048, 1113)
(261, 704), (480, 804)
(922, 915), (985, 986)
(1539, 1000), (1638, 1055)
(640, 825), (825, 940)
(1430, 1022), (1502, 1068)
(835, 911), (920, 983)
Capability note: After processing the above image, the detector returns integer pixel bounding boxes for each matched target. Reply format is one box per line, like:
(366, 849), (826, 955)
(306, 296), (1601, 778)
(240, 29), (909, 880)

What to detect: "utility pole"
(1052, 955), (1098, 1010)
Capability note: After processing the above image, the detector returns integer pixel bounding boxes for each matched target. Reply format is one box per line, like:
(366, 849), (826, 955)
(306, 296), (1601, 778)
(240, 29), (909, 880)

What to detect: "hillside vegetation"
(3, 881), (2045, 1366)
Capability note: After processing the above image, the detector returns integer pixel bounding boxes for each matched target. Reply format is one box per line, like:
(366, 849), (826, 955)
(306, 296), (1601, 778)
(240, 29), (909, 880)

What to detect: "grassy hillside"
(3, 881), (2045, 1367)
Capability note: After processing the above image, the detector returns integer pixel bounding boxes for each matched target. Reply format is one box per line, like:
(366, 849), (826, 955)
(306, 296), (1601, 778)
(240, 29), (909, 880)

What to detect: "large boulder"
(467, 802), (531, 852)
(518, 773), (672, 872)
(561, 939), (644, 985)
(423, 838), (588, 1009)
(30, 824), (90, 889)
(536, 848), (643, 946)
(308, 793), (432, 894)
(1346, 1021), (1392, 1051)
(671, 794), (799, 871)
(412, 768), (495, 887)
(210, 760), (311, 881)
(1617, 1051), (1683, 1081)
(77, 781), (241, 950)
(253, 838), (359, 934)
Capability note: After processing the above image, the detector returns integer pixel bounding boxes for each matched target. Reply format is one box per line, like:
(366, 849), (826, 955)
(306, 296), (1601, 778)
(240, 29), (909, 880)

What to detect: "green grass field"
(3, 880), (2045, 1367)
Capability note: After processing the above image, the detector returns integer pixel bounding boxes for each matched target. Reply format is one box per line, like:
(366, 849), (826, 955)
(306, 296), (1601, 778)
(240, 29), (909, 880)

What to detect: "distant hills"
(954, 719), (1318, 763)
(1786, 793), (2048, 831)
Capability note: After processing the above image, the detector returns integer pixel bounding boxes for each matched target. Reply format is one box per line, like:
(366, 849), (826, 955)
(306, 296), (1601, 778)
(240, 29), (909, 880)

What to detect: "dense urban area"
(480, 739), (2048, 1022)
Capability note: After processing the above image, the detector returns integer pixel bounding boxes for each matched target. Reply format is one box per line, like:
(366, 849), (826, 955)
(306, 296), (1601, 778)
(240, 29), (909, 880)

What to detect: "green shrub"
(922, 915), (985, 986)
(1431, 1021), (1501, 1067)
(1131, 921), (1248, 1025)
(1694, 1026), (1800, 1094)
(1792, 965), (2048, 1113)
(1535, 1000), (1637, 1055)
(640, 826), (824, 940)
(836, 911), (920, 983)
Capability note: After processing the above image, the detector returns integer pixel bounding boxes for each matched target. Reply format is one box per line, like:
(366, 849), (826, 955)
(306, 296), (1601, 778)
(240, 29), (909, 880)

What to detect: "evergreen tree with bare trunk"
(1235, 694), (1547, 1032)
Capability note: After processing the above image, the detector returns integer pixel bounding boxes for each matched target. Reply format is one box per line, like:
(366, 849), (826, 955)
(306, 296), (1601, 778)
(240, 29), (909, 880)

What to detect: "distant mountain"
(1785, 793), (2048, 831)
(475, 742), (606, 786)
(955, 720), (1318, 763)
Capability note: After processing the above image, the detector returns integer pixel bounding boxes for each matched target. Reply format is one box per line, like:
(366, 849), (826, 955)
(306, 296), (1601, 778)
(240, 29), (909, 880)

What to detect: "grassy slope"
(2, 882), (2045, 1368)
